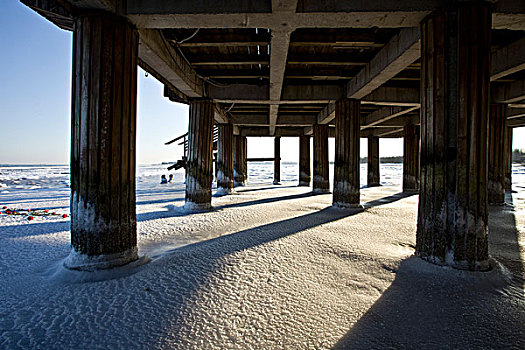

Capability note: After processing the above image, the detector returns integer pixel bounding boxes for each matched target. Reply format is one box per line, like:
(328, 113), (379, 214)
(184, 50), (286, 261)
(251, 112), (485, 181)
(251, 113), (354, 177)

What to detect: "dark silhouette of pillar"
(403, 124), (420, 192)
(185, 99), (214, 210)
(299, 135), (311, 186)
(67, 13), (139, 270)
(417, 3), (491, 271)
(504, 126), (513, 191)
(313, 124), (330, 193)
(367, 137), (380, 187)
(217, 124), (234, 195)
(274, 136), (281, 184)
(488, 104), (506, 205)
(333, 99), (361, 207)
(234, 135), (247, 186)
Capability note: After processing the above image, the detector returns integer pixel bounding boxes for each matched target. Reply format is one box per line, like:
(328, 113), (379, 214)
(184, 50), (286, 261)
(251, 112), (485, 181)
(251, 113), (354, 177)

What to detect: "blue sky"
(1, 1), (522, 165)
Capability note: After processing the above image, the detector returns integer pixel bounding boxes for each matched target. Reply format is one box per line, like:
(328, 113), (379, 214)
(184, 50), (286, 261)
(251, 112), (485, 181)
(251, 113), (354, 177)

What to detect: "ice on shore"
(0, 163), (524, 349)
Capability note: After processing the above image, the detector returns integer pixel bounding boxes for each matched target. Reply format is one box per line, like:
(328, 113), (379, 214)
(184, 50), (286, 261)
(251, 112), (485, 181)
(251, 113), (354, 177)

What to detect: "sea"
(1, 162), (524, 203)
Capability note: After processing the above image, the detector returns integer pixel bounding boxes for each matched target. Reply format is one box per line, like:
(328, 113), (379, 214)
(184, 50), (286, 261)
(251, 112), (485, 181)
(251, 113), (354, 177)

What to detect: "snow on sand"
(0, 165), (524, 349)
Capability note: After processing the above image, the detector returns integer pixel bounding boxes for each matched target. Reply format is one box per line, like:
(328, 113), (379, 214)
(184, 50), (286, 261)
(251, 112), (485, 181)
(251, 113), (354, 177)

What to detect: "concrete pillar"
(185, 99), (214, 210)
(504, 126), (513, 191)
(403, 124), (420, 192)
(217, 124), (234, 195)
(367, 137), (380, 187)
(333, 99), (361, 208)
(66, 13), (139, 270)
(488, 104), (506, 204)
(299, 135), (311, 186)
(417, 3), (491, 271)
(274, 136), (281, 184)
(234, 135), (247, 186)
(313, 124), (330, 193)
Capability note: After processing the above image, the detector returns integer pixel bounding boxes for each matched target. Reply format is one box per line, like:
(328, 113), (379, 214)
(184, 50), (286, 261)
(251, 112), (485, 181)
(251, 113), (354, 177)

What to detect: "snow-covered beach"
(1, 163), (524, 349)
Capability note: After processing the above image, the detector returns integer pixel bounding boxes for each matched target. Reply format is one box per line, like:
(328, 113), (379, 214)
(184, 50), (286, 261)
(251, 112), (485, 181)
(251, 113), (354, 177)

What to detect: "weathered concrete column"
(333, 99), (361, 207)
(217, 124), (234, 195)
(504, 126), (513, 191)
(313, 124), (330, 193)
(66, 13), (139, 270)
(403, 124), (420, 192)
(185, 99), (214, 210)
(417, 3), (491, 271)
(234, 135), (247, 186)
(274, 136), (281, 184)
(367, 137), (380, 187)
(299, 135), (311, 186)
(488, 104), (506, 204)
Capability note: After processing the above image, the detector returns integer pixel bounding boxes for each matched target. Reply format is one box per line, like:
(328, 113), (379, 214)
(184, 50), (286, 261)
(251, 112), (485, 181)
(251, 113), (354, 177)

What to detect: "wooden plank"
(346, 27), (421, 99)
(361, 106), (420, 129)
(491, 37), (525, 81)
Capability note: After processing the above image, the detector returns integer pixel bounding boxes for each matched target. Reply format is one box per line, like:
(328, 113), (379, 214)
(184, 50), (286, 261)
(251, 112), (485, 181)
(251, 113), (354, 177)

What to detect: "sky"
(1, 1), (523, 165)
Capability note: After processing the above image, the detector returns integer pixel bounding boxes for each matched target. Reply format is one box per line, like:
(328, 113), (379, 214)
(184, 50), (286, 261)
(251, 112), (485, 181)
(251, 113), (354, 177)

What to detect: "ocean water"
(0, 162), (524, 195)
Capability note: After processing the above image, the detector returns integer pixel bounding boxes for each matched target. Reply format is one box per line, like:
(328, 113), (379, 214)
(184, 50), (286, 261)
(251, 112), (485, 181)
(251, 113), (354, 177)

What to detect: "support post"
(417, 3), (491, 270)
(403, 124), (420, 192)
(274, 136), (281, 184)
(185, 99), (214, 210)
(504, 126), (513, 191)
(488, 104), (506, 204)
(333, 99), (361, 207)
(313, 124), (330, 193)
(234, 135), (247, 186)
(299, 135), (311, 186)
(367, 137), (380, 187)
(67, 13), (139, 270)
(217, 123), (234, 195)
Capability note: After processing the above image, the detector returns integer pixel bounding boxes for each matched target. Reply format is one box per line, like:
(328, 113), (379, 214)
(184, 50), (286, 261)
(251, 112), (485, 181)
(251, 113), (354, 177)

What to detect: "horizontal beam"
(362, 86), (420, 106)
(492, 79), (525, 104)
(506, 107), (525, 119)
(347, 27), (421, 99)
(491, 37), (525, 81)
(139, 29), (204, 98)
(366, 114), (420, 128)
(507, 117), (525, 128)
(361, 106), (420, 129)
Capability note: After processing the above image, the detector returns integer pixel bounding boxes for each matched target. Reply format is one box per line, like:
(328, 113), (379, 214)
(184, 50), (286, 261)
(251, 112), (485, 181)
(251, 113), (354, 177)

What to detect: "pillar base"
(234, 181), (245, 187)
(273, 181), (281, 185)
(333, 202), (363, 209)
(298, 181), (310, 187)
(183, 201), (212, 212)
(64, 247), (139, 271)
(417, 253), (491, 272)
(215, 187), (234, 196)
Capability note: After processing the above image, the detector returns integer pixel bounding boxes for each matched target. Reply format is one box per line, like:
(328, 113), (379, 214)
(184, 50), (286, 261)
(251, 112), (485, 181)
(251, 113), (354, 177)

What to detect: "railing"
(165, 125), (219, 170)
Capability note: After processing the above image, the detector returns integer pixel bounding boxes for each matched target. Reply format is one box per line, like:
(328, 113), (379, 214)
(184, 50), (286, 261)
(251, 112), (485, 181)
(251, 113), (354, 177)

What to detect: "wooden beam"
(179, 41), (269, 47)
(492, 78), (525, 104)
(491, 37), (525, 81)
(346, 27), (420, 99)
(362, 86), (420, 106)
(192, 61), (269, 66)
(368, 114), (420, 127)
(507, 116), (525, 128)
(139, 29), (204, 98)
(361, 106), (420, 129)
(506, 107), (525, 119)
(316, 103), (335, 124)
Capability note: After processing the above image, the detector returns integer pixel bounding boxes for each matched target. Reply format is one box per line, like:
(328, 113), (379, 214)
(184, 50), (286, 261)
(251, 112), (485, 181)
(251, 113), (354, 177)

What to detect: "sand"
(0, 180), (524, 349)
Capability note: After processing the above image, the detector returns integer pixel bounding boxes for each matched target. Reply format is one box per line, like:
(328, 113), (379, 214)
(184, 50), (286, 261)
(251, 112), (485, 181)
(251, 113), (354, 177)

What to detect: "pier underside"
(21, 0), (525, 270)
